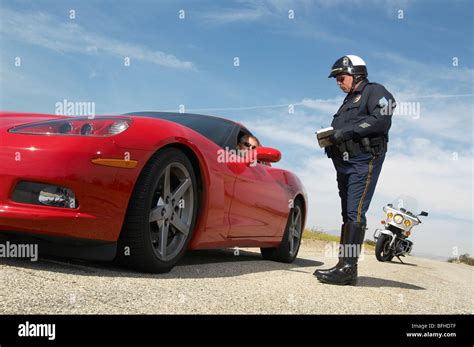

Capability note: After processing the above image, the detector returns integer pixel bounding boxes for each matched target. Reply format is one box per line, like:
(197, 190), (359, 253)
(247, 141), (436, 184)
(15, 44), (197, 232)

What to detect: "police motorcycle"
(373, 196), (428, 263)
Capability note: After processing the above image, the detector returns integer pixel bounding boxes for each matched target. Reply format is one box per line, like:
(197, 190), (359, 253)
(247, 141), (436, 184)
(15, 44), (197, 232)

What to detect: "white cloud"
(388, 93), (473, 148)
(194, 0), (352, 44)
(371, 54), (474, 149)
(377, 140), (472, 221)
(251, 120), (317, 149)
(240, 0), (412, 13)
(0, 7), (195, 70)
(198, 7), (268, 24)
(300, 97), (342, 114)
(375, 52), (474, 85)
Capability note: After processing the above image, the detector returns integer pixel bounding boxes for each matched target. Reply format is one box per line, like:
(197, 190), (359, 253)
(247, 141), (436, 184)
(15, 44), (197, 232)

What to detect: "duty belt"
(327, 136), (387, 158)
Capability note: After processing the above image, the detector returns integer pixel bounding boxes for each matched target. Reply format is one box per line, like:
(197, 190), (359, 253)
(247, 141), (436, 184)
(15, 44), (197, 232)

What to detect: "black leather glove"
(330, 129), (344, 145)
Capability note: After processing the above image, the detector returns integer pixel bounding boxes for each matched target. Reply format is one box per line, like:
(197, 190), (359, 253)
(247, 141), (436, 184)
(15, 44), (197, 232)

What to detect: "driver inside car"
(237, 135), (260, 158)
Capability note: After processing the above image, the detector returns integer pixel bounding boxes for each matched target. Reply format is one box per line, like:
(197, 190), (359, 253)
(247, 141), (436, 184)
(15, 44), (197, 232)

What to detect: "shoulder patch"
(378, 96), (388, 108)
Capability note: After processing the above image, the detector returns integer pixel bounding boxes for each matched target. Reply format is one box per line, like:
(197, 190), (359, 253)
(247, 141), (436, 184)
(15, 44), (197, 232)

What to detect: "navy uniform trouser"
(332, 152), (385, 225)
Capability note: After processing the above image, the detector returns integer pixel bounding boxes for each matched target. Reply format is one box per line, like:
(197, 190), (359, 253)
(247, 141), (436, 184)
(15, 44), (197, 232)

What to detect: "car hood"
(0, 112), (69, 131)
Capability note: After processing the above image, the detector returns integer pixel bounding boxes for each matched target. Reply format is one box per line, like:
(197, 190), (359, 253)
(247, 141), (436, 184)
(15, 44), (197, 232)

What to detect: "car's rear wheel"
(118, 148), (198, 273)
(260, 201), (303, 263)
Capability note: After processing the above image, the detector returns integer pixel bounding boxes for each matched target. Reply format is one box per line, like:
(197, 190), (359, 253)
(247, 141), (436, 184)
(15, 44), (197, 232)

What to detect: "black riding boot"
(315, 222), (365, 286)
(313, 223), (347, 277)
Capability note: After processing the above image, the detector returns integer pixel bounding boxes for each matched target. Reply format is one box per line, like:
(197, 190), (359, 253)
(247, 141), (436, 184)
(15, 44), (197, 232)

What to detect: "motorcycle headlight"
(387, 212), (393, 220)
(404, 219), (412, 227)
(394, 214), (404, 224)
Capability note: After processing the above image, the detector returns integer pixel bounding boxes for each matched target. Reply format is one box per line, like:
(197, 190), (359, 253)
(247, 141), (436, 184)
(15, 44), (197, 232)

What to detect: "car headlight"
(9, 117), (132, 137)
(393, 214), (404, 224)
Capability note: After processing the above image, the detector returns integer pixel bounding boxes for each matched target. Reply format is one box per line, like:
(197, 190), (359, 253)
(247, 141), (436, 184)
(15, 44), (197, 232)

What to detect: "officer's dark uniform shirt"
(331, 79), (396, 145)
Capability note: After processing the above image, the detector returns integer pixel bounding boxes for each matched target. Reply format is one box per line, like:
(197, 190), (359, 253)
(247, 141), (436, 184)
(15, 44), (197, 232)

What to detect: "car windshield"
(124, 112), (236, 148)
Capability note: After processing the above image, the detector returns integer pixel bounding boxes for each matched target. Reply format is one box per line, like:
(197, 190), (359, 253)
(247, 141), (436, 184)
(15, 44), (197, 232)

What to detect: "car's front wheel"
(260, 201), (304, 263)
(118, 148), (198, 273)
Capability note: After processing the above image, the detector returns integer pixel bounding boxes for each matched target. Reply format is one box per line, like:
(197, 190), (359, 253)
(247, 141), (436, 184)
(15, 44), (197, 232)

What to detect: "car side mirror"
(419, 211), (428, 217)
(255, 147), (281, 163)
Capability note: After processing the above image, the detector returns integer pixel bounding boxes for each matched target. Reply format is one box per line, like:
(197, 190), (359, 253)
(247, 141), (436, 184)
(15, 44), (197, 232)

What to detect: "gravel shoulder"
(0, 239), (472, 314)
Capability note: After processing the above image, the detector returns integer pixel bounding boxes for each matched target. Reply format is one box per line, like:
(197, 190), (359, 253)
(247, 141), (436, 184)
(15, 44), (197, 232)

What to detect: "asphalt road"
(0, 240), (472, 314)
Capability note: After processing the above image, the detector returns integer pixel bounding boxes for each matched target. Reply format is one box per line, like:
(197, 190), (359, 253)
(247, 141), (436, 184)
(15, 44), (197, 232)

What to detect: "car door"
(226, 147), (289, 238)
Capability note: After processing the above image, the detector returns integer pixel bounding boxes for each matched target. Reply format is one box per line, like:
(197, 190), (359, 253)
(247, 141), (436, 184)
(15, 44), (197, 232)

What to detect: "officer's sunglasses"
(336, 75), (349, 83)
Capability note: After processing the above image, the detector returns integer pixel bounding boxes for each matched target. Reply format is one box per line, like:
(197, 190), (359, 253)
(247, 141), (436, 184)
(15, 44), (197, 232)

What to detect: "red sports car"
(0, 111), (307, 273)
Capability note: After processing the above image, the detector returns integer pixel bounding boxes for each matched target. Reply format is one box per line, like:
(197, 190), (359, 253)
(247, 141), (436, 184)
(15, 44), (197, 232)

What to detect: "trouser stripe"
(357, 156), (375, 223)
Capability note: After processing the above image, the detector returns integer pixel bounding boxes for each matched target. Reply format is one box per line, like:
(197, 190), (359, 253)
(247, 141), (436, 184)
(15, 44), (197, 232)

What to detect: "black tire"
(375, 234), (394, 262)
(260, 201), (304, 263)
(117, 148), (198, 273)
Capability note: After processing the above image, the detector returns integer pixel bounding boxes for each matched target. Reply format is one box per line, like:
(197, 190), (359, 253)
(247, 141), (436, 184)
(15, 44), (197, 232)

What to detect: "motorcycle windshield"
(389, 195), (419, 216)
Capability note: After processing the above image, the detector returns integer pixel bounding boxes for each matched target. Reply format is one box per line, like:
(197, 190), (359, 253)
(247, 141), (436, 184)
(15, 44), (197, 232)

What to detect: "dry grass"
(448, 254), (474, 266)
(302, 228), (375, 249)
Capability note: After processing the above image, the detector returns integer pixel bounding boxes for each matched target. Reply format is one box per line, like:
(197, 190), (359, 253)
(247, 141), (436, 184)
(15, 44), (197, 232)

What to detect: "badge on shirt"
(353, 94), (361, 103)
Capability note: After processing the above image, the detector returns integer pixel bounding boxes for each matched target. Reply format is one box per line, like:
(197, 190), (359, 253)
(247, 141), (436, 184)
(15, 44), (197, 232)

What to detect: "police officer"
(314, 55), (396, 286)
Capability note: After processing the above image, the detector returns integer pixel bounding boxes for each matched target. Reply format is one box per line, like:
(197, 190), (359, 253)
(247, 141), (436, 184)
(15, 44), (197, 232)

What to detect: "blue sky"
(1, 0), (473, 259)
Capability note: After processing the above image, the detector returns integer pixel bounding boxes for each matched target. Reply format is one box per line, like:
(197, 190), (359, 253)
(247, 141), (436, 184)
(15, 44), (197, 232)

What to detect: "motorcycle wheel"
(375, 234), (394, 262)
